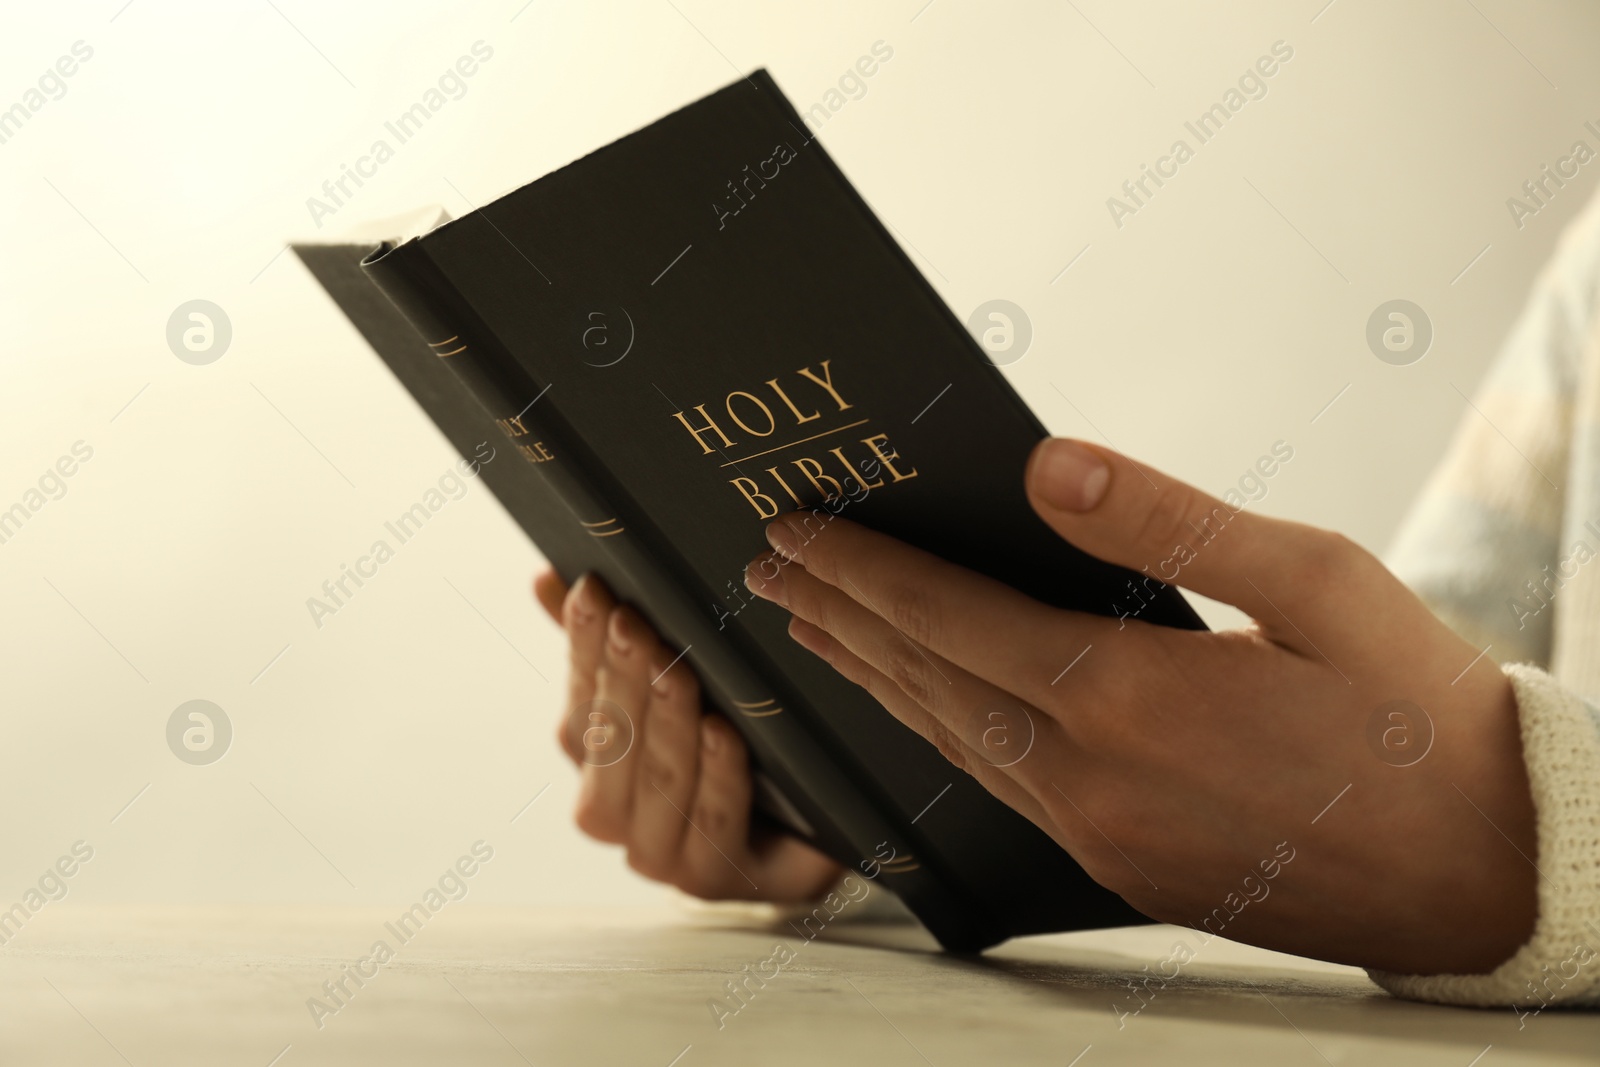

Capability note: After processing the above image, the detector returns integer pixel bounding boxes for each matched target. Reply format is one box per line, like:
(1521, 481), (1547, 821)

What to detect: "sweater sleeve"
(1367, 663), (1600, 1009)
(1384, 198), (1600, 667)
(1375, 190), (1600, 1008)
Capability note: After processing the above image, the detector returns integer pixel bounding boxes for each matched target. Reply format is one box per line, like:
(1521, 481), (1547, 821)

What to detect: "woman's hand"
(534, 570), (841, 903)
(743, 438), (1539, 975)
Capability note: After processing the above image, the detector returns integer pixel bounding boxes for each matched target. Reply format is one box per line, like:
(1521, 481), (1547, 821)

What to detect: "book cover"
(297, 69), (1203, 951)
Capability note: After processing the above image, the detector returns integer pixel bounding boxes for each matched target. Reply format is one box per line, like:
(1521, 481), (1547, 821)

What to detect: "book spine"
(359, 242), (581, 508)
(359, 240), (972, 932)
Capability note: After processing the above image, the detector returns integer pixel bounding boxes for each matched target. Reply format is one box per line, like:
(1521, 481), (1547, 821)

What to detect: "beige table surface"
(2, 905), (1594, 1066)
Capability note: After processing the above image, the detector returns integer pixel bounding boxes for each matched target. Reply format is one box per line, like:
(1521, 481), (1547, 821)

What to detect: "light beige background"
(2, 0), (1597, 911)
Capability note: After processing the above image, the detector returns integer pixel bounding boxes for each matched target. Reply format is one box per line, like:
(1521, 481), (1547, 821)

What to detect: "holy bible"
(294, 69), (1203, 951)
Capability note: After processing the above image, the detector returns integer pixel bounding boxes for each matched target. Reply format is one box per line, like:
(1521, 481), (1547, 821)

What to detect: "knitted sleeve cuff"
(1368, 662), (1600, 1008)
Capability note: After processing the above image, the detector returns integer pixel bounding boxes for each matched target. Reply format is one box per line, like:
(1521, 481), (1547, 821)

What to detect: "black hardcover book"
(294, 69), (1204, 952)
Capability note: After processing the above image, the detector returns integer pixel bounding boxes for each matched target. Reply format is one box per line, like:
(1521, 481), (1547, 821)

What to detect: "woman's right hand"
(534, 569), (842, 903)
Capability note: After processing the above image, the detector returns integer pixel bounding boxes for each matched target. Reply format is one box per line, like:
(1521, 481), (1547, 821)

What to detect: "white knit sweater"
(1375, 189), (1600, 1008)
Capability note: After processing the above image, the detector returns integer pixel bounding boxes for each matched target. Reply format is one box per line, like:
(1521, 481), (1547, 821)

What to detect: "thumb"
(1024, 438), (1359, 647)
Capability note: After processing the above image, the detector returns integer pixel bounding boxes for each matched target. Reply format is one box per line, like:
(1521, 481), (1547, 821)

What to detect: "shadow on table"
(741, 917), (1598, 1060)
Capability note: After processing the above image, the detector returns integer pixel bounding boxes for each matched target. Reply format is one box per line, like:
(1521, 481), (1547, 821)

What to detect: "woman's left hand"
(743, 437), (1539, 976)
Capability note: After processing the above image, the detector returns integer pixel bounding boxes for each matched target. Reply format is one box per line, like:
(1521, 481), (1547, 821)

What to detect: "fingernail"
(1031, 439), (1110, 512)
(744, 562), (787, 606)
(766, 519), (801, 562)
(569, 574), (596, 625)
(702, 720), (722, 754)
(607, 609), (632, 653)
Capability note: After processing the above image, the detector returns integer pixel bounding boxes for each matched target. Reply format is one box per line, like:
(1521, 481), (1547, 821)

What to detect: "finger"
(558, 575), (612, 763)
(563, 574), (610, 677)
(669, 715), (840, 903)
(785, 615), (1056, 830)
(1023, 438), (1375, 653)
(792, 607), (1160, 900)
(747, 826), (846, 904)
(754, 551), (1066, 819)
(619, 619), (701, 881)
(676, 717), (766, 900)
(749, 519), (1100, 709)
(573, 606), (647, 843)
(754, 556), (983, 735)
(533, 568), (567, 624)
